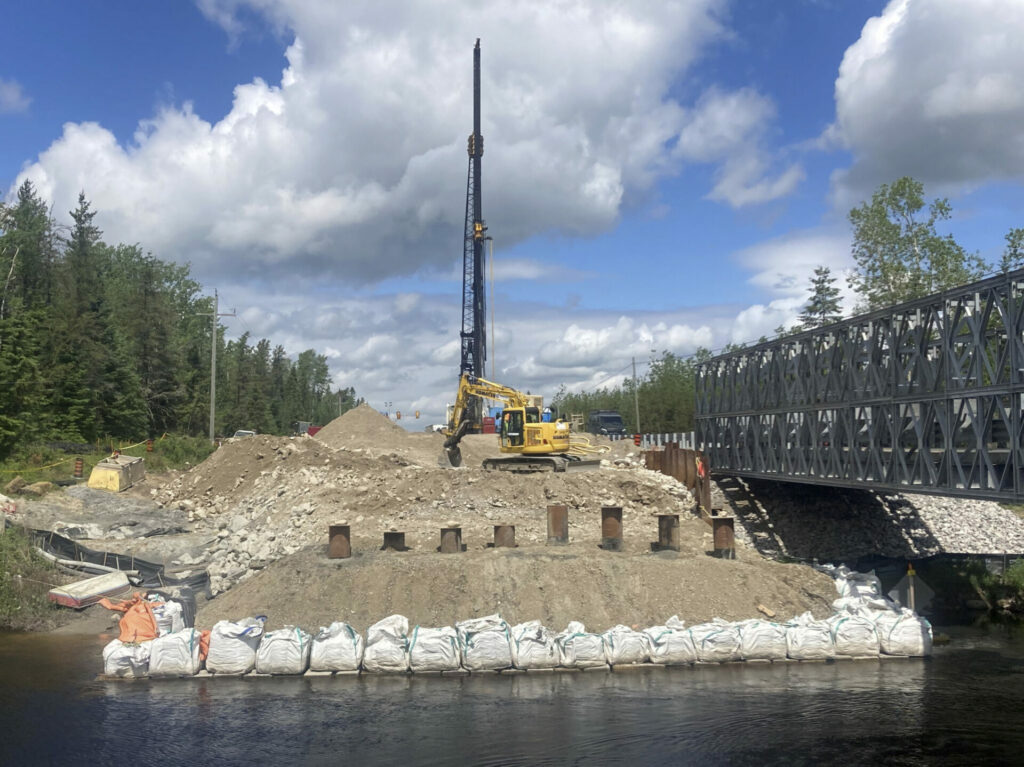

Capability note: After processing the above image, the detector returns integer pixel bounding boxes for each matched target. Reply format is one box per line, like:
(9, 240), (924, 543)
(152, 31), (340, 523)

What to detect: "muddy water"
(3, 623), (1024, 766)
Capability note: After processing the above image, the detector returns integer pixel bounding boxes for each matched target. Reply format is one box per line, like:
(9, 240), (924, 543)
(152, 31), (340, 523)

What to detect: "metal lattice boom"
(696, 267), (1024, 501)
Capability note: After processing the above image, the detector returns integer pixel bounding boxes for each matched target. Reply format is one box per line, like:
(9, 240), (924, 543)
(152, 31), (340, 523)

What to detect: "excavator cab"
(499, 408), (525, 448)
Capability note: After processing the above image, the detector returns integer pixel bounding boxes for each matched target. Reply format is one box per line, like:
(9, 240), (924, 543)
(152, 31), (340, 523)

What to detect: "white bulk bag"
(102, 639), (152, 678)
(874, 609), (932, 656)
(362, 614), (409, 673)
(408, 626), (461, 672)
(556, 621), (606, 668)
(643, 616), (697, 665)
(785, 613), (835, 660)
(511, 621), (560, 670)
(207, 616), (266, 674)
(456, 614), (513, 671)
(602, 625), (649, 666)
(310, 622), (364, 672)
(827, 614), (880, 657)
(256, 626), (312, 675)
(689, 620), (742, 662)
(736, 619), (788, 661)
(152, 600), (185, 637)
(149, 628), (203, 677)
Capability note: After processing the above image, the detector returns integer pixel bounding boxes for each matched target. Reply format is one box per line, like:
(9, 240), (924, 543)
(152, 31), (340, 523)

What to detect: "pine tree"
(798, 266), (843, 329)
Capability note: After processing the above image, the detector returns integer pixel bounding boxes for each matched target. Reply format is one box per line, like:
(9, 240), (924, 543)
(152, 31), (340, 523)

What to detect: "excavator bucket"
(439, 444), (462, 468)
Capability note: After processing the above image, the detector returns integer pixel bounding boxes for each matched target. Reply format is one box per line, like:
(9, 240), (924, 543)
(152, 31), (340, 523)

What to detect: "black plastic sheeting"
(23, 523), (210, 596)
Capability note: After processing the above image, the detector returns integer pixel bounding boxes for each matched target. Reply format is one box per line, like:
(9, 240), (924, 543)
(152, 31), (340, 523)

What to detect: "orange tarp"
(99, 592), (161, 643)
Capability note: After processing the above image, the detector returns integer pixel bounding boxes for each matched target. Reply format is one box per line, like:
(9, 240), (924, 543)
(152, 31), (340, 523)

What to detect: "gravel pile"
(148, 417), (695, 596)
(720, 476), (1024, 561)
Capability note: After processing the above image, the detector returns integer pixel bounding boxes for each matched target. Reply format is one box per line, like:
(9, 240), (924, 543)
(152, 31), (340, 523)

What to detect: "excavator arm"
(441, 373), (530, 467)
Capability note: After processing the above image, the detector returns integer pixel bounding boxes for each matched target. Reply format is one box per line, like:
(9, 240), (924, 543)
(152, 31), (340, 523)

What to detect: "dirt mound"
(314, 403), (409, 450)
(199, 540), (837, 632)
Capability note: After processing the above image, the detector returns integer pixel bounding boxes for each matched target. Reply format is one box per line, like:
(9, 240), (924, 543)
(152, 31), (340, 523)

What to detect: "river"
(3, 621), (1024, 766)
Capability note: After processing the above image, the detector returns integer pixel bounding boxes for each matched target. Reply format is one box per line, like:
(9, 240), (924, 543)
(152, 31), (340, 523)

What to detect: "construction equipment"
(457, 39), (488, 433)
(441, 374), (607, 472)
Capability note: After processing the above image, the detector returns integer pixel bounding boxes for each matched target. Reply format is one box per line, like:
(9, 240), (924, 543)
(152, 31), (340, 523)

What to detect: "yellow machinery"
(442, 374), (605, 472)
(87, 454), (146, 492)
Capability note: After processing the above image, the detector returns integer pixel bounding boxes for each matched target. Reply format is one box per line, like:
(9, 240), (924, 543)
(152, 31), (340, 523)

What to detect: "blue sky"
(3, 0), (1023, 426)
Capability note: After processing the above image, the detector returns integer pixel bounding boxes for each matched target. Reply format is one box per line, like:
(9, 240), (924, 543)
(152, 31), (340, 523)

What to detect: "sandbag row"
(102, 604), (931, 678)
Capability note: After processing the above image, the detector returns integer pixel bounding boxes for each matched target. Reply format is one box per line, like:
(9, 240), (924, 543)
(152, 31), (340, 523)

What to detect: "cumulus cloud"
(9, 0), (802, 287)
(219, 277), (736, 425)
(829, 0), (1024, 203)
(0, 77), (30, 113)
(674, 87), (805, 206)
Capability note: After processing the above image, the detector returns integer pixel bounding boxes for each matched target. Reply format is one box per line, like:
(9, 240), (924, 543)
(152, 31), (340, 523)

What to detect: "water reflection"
(2, 630), (1024, 766)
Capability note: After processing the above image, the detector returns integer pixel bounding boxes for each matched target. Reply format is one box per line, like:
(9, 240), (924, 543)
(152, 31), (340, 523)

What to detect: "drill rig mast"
(458, 38), (487, 432)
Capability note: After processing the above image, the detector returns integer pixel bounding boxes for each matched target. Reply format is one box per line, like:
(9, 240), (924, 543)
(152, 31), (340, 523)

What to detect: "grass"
(0, 524), (64, 631)
(1000, 502), (1024, 520)
(0, 434), (216, 488)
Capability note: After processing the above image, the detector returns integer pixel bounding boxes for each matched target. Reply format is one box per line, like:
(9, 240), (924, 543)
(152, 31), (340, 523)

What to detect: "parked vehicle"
(586, 410), (627, 437)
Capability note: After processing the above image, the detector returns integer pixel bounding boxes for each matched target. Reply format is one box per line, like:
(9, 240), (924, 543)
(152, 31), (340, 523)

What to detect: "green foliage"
(552, 350), (703, 433)
(0, 184), (363, 459)
(999, 228), (1024, 274)
(0, 524), (61, 631)
(798, 266), (843, 329)
(848, 177), (986, 311)
(1004, 559), (1024, 592)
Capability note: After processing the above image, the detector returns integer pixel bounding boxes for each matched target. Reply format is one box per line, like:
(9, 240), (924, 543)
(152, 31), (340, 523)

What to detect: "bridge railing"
(695, 267), (1024, 501)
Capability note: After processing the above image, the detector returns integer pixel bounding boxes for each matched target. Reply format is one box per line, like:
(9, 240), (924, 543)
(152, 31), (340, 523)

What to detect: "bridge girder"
(696, 268), (1024, 501)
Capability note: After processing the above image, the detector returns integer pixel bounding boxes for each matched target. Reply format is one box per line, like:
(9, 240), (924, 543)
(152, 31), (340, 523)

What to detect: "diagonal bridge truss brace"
(695, 268), (1024, 501)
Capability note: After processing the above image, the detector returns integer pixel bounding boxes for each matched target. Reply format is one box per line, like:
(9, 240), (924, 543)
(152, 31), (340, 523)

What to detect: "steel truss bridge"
(695, 267), (1024, 501)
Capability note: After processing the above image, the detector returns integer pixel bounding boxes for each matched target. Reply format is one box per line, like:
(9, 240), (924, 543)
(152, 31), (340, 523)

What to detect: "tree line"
(0, 181), (361, 459)
(554, 176), (1022, 433)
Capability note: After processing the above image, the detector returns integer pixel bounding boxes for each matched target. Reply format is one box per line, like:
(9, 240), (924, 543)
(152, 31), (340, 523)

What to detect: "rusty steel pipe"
(439, 526), (463, 554)
(547, 505), (569, 545)
(493, 525), (516, 548)
(657, 514), (680, 552)
(382, 531), (406, 552)
(712, 516), (735, 559)
(328, 524), (352, 559)
(600, 506), (623, 552)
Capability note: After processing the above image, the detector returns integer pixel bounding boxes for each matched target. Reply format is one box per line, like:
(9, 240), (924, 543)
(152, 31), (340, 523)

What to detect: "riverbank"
(5, 404), (1024, 635)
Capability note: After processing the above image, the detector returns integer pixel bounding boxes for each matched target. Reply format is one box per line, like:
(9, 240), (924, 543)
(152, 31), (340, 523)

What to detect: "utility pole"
(197, 290), (236, 443)
(633, 357), (641, 435)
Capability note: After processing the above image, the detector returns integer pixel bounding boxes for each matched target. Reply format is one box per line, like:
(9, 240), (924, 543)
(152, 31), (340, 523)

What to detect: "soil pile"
(313, 403), (410, 450)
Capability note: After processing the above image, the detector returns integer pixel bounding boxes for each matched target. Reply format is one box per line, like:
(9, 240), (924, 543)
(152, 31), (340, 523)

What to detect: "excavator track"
(480, 454), (601, 473)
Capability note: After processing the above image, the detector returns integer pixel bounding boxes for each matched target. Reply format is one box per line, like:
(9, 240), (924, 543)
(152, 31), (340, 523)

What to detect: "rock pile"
(150, 412), (695, 596)
(721, 476), (1024, 561)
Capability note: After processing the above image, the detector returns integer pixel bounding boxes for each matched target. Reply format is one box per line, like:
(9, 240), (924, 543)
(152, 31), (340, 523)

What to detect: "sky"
(3, 0), (1024, 428)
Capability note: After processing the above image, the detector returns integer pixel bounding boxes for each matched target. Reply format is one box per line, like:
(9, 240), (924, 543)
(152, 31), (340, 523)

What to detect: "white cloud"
(675, 87), (805, 207)
(11, 1), (731, 283)
(8, 0), (805, 288)
(733, 229), (853, 299)
(0, 77), (30, 114)
(829, 0), (1024, 203)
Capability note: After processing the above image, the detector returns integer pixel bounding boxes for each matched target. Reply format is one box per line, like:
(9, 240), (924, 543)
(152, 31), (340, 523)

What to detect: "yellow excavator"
(441, 373), (606, 472)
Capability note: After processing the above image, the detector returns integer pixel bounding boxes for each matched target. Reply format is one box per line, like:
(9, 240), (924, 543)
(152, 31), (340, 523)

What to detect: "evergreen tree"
(798, 266), (843, 329)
